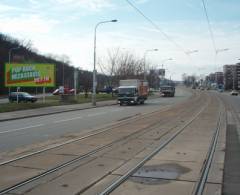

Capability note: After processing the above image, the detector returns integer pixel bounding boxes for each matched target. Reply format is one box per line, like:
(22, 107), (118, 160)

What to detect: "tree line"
(0, 33), (161, 96)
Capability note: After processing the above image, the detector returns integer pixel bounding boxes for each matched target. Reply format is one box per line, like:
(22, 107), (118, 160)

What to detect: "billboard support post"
(17, 87), (20, 104)
(43, 87), (46, 103)
(74, 69), (78, 100)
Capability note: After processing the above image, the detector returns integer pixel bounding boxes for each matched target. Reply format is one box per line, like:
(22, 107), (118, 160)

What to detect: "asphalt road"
(0, 87), (191, 153)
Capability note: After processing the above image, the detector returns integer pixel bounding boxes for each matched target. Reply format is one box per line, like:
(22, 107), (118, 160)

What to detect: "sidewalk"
(0, 100), (117, 122)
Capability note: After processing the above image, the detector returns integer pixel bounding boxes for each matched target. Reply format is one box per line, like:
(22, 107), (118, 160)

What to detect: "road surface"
(0, 87), (191, 153)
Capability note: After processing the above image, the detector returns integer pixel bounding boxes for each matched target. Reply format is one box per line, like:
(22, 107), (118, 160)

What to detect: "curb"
(0, 95), (160, 122)
(0, 102), (118, 122)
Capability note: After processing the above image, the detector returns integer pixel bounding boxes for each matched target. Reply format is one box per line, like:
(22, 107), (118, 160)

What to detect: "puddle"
(131, 163), (191, 185)
(130, 177), (169, 185)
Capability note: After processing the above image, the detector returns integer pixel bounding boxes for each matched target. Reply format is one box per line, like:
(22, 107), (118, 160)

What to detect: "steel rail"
(0, 93), (206, 195)
(0, 104), (190, 195)
(192, 110), (222, 195)
(0, 122), (162, 195)
(0, 106), (171, 167)
(0, 90), (200, 167)
(99, 102), (208, 195)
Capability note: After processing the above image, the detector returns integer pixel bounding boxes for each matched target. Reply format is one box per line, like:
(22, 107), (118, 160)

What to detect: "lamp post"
(161, 58), (173, 69)
(144, 49), (158, 81)
(8, 47), (20, 64)
(92, 19), (117, 106)
(186, 50), (198, 55)
(8, 46), (20, 97)
(160, 58), (173, 84)
(215, 48), (229, 69)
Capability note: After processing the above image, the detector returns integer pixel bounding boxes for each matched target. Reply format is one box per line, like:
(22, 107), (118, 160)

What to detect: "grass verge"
(0, 94), (117, 113)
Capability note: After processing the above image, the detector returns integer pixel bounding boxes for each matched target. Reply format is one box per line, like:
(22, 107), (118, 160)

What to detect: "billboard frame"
(4, 63), (56, 87)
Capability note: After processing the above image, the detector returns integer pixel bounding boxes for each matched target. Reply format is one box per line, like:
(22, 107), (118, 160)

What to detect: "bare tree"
(100, 48), (146, 86)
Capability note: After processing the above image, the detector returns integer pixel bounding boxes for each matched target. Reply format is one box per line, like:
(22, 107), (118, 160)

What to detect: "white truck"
(118, 79), (149, 105)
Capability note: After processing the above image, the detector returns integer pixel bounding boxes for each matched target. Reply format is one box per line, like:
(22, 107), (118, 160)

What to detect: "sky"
(0, 0), (240, 80)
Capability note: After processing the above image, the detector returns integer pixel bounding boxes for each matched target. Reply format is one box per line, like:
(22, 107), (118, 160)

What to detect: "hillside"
(0, 33), (108, 95)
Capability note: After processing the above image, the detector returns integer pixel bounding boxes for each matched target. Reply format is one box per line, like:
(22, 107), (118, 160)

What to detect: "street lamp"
(186, 50), (198, 55)
(8, 46), (20, 97)
(144, 49), (158, 80)
(161, 58), (173, 69)
(216, 48), (229, 54)
(160, 58), (173, 80)
(215, 48), (229, 70)
(92, 19), (118, 106)
(8, 46), (20, 64)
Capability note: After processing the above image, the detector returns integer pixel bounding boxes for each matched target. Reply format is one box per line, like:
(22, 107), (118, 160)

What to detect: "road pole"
(143, 49), (158, 81)
(43, 87), (46, 103)
(8, 47), (20, 95)
(74, 69), (78, 100)
(215, 48), (229, 70)
(92, 19), (117, 106)
(17, 87), (20, 104)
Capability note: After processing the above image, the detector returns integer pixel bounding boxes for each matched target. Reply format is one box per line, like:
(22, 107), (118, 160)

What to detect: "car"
(97, 86), (113, 94)
(52, 88), (75, 95)
(9, 92), (38, 103)
(230, 90), (238, 96)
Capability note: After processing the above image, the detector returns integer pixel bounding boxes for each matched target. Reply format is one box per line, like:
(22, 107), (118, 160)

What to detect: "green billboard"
(5, 63), (55, 87)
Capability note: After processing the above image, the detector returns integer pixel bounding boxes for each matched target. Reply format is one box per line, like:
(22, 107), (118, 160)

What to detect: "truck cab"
(160, 85), (175, 97)
(118, 86), (142, 105)
(117, 79), (148, 105)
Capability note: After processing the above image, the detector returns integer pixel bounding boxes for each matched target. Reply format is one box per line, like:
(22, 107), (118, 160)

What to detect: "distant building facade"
(205, 72), (223, 88)
(223, 64), (240, 90)
(223, 65), (233, 90)
(233, 63), (240, 90)
(215, 72), (223, 85)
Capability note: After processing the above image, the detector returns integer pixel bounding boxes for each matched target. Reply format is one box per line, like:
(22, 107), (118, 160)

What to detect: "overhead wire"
(201, 0), (217, 53)
(125, 0), (190, 56)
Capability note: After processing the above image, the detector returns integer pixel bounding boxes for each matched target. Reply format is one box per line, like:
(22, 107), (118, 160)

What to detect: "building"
(233, 63), (240, 90)
(215, 72), (223, 85)
(223, 65), (233, 90)
(209, 73), (216, 83)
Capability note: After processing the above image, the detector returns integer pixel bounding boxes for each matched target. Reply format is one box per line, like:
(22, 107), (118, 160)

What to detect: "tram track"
(97, 93), (225, 195)
(98, 97), (211, 195)
(0, 91), (209, 195)
(192, 96), (224, 195)
(0, 92), (198, 167)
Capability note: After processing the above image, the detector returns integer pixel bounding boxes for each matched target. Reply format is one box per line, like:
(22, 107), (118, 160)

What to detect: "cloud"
(135, 0), (150, 4)
(0, 14), (59, 34)
(53, 0), (115, 11)
(0, 3), (19, 12)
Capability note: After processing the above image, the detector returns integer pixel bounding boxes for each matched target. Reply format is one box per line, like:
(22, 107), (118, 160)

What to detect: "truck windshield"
(161, 87), (173, 90)
(118, 88), (136, 94)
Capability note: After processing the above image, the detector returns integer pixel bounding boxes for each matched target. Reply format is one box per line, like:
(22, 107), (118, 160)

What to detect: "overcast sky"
(1, 0), (240, 80)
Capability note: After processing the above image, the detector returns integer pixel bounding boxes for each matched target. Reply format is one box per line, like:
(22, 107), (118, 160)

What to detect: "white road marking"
(0, 124), (44, 134)
(87, 112), (106, 117)
(110, 108), (125, 112)
(0, 108), (125, 135)
(53, 116), (83, 123)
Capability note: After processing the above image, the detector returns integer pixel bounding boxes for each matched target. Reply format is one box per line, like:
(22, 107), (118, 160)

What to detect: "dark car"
(9, 92), (38, 103)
